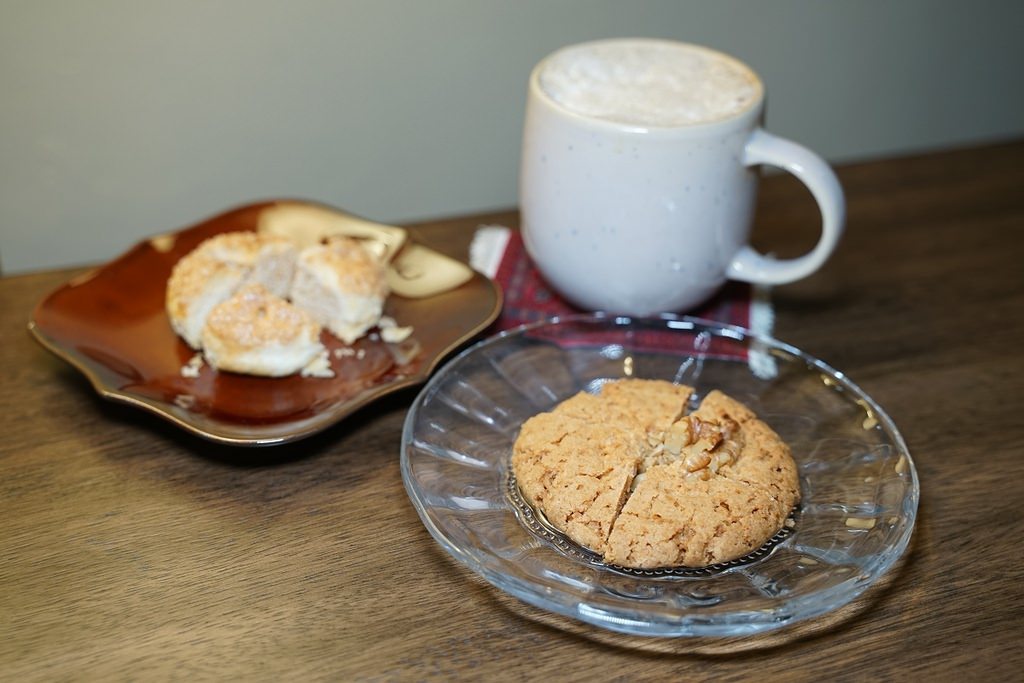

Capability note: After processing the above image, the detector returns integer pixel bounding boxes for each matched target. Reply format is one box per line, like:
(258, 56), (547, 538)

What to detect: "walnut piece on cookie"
(511, 380), (800, 569)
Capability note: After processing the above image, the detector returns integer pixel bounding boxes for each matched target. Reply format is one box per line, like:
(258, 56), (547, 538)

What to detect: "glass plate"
(29, 200), (501, 446)
(401, 314), (918, 637)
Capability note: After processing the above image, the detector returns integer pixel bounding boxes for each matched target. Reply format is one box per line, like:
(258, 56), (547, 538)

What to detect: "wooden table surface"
(2, 140), (1023, 680)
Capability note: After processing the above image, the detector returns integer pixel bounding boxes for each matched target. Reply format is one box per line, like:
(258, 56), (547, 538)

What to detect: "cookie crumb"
(845, 517), (877, 530)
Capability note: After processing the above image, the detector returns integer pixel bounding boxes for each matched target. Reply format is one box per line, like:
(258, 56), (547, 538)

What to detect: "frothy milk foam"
(538, 40), (760, 127)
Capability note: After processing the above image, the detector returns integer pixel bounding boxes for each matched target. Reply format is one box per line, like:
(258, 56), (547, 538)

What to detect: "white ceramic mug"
(519, 38), (845, 315)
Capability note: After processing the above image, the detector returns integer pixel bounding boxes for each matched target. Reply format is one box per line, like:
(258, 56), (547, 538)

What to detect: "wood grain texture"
(2, 142), (1023, 680)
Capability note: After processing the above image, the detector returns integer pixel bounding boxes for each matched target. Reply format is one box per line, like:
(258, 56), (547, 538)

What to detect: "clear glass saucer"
(400, 314), (918, 637)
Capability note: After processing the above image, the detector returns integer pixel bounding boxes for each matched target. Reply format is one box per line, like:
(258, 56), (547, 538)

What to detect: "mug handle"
(726, 128), (845, 284)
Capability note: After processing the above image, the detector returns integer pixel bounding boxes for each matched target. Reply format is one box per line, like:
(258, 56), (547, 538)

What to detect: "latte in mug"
(538, 40), (761, 127)
(519, 38), (844, 316)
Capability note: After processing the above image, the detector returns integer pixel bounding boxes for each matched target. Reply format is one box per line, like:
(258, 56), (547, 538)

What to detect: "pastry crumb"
(379, 315), (413, 343)
(173, 394), (196, 409)
(180, 353), (205, 378)
(381, 324), (414, 344)
(300, 350), (335, 378)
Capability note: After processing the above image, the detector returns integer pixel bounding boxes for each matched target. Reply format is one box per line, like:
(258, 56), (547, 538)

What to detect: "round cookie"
(511, 380), (800, 569)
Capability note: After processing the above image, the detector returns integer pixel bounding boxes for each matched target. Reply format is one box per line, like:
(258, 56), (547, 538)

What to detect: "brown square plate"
(29, 200), (502, 446)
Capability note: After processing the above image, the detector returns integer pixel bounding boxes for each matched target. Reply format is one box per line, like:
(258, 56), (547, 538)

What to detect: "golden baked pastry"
(166, 228), (404, 378)
(290, 236), (390, 345)
(201, 284), (327, 378)
(165, 232), (296, 349)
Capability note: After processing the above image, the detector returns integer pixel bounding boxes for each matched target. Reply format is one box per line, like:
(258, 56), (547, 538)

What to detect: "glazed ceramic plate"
(29, 200), (501, 446)
(401, 314), (918, 637)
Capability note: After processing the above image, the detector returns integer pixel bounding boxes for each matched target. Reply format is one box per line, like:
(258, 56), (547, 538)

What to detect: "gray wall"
(2, 0), (1022, 273)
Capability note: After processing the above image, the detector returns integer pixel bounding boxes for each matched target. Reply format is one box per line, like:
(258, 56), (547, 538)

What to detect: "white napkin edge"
(469, 225), (512, 278)
(748, 283), (778, 380)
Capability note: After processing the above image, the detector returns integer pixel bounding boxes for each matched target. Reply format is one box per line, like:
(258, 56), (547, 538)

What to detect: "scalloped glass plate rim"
(400, 312), (919, 638)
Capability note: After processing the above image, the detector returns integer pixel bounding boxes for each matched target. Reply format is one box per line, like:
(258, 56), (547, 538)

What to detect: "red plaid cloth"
(486, 230), (755, 332)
